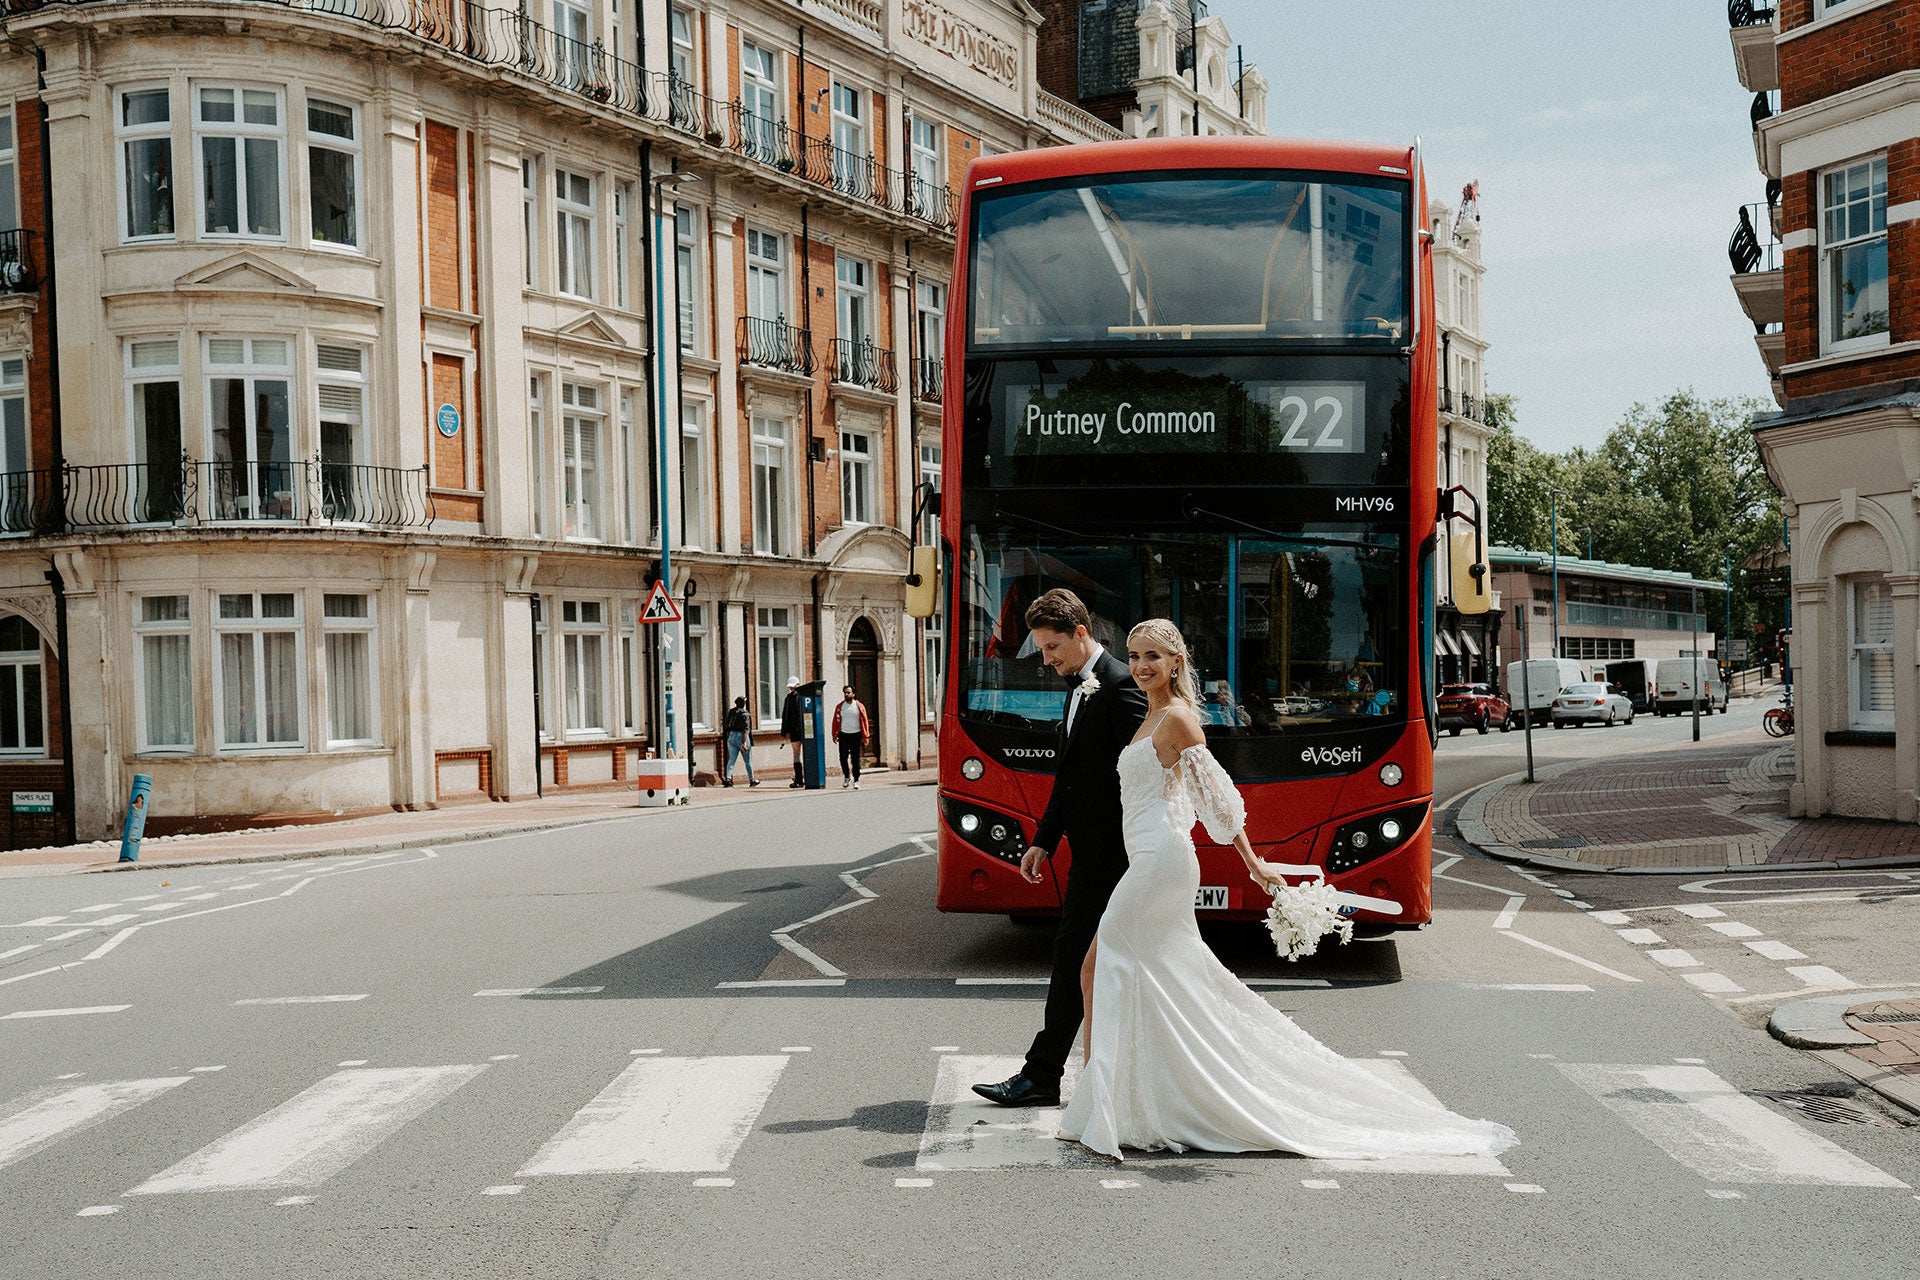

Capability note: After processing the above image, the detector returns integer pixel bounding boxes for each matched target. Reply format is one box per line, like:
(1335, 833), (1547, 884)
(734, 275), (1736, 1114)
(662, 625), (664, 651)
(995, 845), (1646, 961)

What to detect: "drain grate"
(1754, 1090), (1894, 1127)
(1852, 1011), (1920, 1024)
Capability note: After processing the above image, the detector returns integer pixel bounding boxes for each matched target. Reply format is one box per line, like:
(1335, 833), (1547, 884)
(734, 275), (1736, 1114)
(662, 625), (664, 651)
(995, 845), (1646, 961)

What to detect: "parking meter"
(798, 679), (827, 789)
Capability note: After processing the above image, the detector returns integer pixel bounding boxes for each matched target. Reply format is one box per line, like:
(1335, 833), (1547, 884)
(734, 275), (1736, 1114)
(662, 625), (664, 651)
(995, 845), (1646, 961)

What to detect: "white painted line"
(123, 895), (161, 903)
(234, 995), (369, 1006)
(779, 1046), (812, 1053)
(472, 987), (606, 998)
(771, 932), (847, 979)
(693, 1178), (734, 1187)
(1557, 1064), (1907, 1187)
(1646, 949), (1702, 969)
(0, 1076), (192, 1172)
(774, 900), (871, 934)
(86, 915), (139, 927)
(482, 1185), (524, 1196)
(714, 979), (846, 990)
(930, 1046), (960, 1053)
(76, 1205), (119, 1217)
(1246, 979), (1333, 989)
(1568, 901), (1592, 909)
(72, 905), (123, 915)
(1434, 870), (1519, 894)
(955, 978), (1050, 986)
(1787, 965), (1857, 988)
(1302, 1179), (1340, 1189)
(138, 904), (186, 914)
(0, 944), (39, 960)
(1432, 854), (1462, 876)
(16, 917), (64, 927)
(1705, 922), (1762, 938)
(1683, 972), (1745, 994)
(1617, 929), (1666, 945)
(1673, 905), (1726, 919)
(274, 1195), (315, 1206)
(1496, 931), (1642, 982)
(1589, 911), (1632, 926)
(1465, 983), (1593, 992)
(1379, 1051), (1408, 1058)
(1505, 1183), (1545, 1194)
(84, 930), (137, 961)
(1306, 1061), (1513, 1176)
(518, 1055), (790, 1176)
(1549, 889), (1576, 899)
(227, 884), (260, 891)
(127, 1065), (488, 1195)
(0, 966), (85, 989)
(46, 930), (88, 942)
(54, 1073), (82, 1080)
(630, 1050), (661, 1056)
(2, 1005), (131, 1020)
(917, 1055), (1099, 1172)
(838, 871), (881, 901)
(895, 1177), (935, 1188)
(189, 1066), (225, 1074)
(1491, 896), (1524, 930)
(1102, 1178), (1141, 1189)
(490, 1055), (519, 1062)
(1745, 940), (1808, 961)
(1706, 1189), (1746, 1200)
(1675, 1058), (1707, 1065)
(182, 894), (219, 902)
(1529, 1054), (1556, 1060)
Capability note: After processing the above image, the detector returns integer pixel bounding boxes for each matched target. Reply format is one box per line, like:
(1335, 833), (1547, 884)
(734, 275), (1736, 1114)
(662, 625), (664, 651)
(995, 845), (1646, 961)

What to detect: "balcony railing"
(0, 229), (36, 293)
(1728, 202), (1781, 275)
(1442, 390), (1483, 421)
(739, 316), (814, 376)
(1750, 89), (1777, 132)
(0, 459), (433, 533)
(912, 355), (943, 403)
(831, 338), (897, 393)
(1728, 0), (1774, 27)
(1564, 602), (1710, 632)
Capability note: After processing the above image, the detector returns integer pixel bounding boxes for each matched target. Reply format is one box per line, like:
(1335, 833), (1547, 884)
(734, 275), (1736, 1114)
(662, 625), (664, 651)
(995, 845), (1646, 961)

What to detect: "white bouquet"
(1264, 880), (1353, 962)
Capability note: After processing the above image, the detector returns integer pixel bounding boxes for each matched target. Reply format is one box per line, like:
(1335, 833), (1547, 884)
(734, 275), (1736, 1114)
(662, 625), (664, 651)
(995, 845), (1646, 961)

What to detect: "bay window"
(306, 98), (360, 250)
(1849, 577), (1894, 731)
(317, 343), (368, 521)
(556, 167), (595, 299)
(215, 591), (303, 750)
(323, 593), (378, 746)
(135, 595), (193, 752)
(120, 88), (175, 241)
(196, 85), (285, 239)
(206, 337), (294, 520)
(128, 339), (185, 524)
(561, 381), (603, 539)
(562, 599), (608, 735)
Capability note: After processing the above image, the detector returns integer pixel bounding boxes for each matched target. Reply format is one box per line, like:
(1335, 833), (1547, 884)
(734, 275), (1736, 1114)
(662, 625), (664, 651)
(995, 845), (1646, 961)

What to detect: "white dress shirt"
(1064, 643), (1106, 735)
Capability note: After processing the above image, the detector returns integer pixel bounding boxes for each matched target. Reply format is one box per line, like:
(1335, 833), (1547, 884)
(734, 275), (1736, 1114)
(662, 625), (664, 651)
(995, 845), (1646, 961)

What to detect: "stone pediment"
(557, 312), (628, 347)
(175, 252), (316, 293)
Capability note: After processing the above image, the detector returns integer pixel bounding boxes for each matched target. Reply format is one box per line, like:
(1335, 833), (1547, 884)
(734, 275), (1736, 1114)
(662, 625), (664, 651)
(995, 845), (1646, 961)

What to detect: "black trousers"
(837, 732), (863, 781)
(1022, 853), (1124, 1087)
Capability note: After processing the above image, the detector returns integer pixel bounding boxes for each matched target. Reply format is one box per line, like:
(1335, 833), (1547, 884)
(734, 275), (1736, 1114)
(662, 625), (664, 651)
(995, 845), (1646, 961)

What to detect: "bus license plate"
(1195, 886), (1230, 910)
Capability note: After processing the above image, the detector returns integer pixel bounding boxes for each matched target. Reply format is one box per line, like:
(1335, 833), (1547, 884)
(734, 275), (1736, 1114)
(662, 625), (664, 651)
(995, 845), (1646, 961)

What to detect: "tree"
(1484, 392), (1556, 551)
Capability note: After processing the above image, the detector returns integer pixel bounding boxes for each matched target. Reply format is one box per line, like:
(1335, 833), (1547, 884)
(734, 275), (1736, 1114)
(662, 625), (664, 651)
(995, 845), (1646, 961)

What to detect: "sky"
(1211, 0), (1775, 454)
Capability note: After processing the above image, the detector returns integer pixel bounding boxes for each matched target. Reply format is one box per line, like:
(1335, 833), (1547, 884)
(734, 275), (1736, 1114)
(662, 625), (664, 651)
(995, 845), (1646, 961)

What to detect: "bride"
(1056, 618), (1518, 1162)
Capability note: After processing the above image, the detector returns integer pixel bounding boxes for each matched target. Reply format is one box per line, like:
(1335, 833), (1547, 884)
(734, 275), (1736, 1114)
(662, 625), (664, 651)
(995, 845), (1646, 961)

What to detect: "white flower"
(1079, 673), (1101, 696)
(1264, 880), (1354, 962)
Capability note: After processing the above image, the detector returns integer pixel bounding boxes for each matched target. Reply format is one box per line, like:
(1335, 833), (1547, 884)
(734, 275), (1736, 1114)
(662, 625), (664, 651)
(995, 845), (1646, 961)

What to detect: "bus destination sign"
(1006, 381), (1365, 457)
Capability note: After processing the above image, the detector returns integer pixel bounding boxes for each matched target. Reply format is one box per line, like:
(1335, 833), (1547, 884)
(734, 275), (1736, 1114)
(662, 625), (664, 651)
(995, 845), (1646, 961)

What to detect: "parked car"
(1551, 681), (1635, 728)
(1436, 683), (1511, 736)
(1505, 658), (1584, 728)
(1654, 657), (1726, 716)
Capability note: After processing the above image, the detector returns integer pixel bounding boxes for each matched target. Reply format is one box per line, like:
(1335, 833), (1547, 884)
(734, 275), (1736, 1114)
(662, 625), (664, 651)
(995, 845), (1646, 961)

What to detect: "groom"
(975, 588), (1147, 1108)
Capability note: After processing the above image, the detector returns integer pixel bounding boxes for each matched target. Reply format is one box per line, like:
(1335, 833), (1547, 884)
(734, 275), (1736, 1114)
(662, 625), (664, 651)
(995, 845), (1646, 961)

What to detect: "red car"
(1436, 683), (1512, 736)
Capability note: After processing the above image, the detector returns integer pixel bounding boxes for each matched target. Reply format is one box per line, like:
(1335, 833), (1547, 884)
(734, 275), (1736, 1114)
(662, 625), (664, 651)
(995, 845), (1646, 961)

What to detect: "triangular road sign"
(638, 579), (682, 624)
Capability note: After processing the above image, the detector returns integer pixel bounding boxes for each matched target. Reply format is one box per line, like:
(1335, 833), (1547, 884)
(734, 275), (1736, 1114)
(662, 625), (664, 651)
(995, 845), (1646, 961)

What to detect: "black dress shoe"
(972, 1074), (1061, 1108)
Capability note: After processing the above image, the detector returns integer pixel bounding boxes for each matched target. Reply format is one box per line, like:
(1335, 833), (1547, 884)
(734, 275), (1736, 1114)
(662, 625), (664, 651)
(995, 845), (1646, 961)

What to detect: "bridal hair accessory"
(1265, 880), (1353, 962)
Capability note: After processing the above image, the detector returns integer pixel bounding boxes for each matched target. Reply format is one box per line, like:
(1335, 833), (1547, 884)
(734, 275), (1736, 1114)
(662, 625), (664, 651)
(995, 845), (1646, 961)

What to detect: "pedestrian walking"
(835, 685), (870, 789)
(722, 696), (759, 787)
(780, 676), (806, 788)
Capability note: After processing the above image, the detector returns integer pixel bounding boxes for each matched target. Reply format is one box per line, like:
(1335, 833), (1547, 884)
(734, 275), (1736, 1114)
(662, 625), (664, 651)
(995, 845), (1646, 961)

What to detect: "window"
(756, 606), (793, 724)
(561, 381), (603, 539)
(829, 81), (868, 197)
(120, 88), (175, 241)
(668, 5), (700, 128)
(1821, 156), (1888, 353)
(836, 254), (872, 372)
(562, 599), (608, 735)
(614, 181), (631, 308)
(916, 281), (945, 399)
(551, 0), (593, 92)
(0, 614), (42, 754)
(909, 116), (942, 219)
(135, 595), (193, 751)
(215, 591), (303, 749)
(555, 168), (595, 299)
(1816, 0), (1867, 15)
(740, 42), (781, 162)
(675, 205), (700, 352)
(681, 400), (708, 549)
(125, 340), (185, 524)
(306, 98), (359, 249)
(1850, 577), (1894, 730)
(323, 593), (377, 745)
(316, 344), (367, 520)
(919, 442), (941, 544)
(619, 388), (637, 544)
(685, 602), (709, 732)
(0, 109), (16, 237)
(0, 353), (24, 478)
(920, 441), (943, 717)
(195, 85), (284, 239)
(1559, 637), (1635, 662)
(746, 227), (784, 322)
(522, 156), (541, 288)
(619, 600), (641, 737)
(529, 374), (550, 536)
(751, 415), (789, 555)
(534, 597), (552, 739)
(840, 429), (874, 525)
(206, 337), (294, 521)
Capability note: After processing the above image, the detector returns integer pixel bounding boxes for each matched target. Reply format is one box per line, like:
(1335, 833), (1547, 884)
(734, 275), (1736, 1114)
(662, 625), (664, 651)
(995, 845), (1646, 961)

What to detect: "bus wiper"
(1182, 503), (1384, 553)
(990, 507), (1098, 542)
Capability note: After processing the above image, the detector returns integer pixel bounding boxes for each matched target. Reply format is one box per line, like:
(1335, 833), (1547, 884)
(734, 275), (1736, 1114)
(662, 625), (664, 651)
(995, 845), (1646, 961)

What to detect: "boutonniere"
(1079, 673), (1101, 697)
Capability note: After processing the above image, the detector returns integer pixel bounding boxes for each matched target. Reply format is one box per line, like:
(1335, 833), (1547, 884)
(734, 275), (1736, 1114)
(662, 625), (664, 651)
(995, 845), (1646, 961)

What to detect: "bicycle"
(1763, 695), (1795, 738)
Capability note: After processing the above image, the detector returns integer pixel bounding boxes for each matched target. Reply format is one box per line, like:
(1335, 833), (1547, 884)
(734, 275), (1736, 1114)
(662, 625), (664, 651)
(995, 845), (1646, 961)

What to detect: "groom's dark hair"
(1025, 588), (1090, 636)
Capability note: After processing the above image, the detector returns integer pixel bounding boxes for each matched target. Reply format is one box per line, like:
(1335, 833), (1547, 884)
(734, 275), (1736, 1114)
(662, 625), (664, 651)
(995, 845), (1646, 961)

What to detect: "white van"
(1505, 658), (1584, 727)
(1654, 657), (1726, 716)
(1603, 658), (1659, 712)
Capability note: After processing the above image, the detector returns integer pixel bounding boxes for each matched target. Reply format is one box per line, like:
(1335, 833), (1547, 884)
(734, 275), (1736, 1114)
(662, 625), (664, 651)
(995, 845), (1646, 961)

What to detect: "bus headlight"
(959, 813), (979, 834)
(940, 796), (1028, 865)
(961, 757), (985, 781)
(1350, 830), (1371, 850)
(1326, 802), (1431, 875)
(1378, 763), (1404, 787)
(1379, 818), (1403, 843)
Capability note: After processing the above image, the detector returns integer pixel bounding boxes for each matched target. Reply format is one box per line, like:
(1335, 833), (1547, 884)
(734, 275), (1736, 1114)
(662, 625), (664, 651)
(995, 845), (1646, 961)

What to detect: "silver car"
(1551, 682), (1634, 728)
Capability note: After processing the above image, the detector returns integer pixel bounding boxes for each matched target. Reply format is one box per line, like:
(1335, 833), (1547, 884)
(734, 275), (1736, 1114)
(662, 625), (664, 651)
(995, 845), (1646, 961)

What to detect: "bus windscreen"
(970, 173), (1407, 348)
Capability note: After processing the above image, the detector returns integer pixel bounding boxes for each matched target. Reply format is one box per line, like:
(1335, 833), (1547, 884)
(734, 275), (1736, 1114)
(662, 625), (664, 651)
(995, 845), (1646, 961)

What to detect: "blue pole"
(118, 774), (152, 863)
(652, 190), (676, 760)
(1549, 493), (1558, 658)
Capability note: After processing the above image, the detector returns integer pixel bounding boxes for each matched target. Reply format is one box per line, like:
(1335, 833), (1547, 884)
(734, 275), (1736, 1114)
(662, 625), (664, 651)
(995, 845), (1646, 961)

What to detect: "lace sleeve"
(1175, 744), (1246, 845)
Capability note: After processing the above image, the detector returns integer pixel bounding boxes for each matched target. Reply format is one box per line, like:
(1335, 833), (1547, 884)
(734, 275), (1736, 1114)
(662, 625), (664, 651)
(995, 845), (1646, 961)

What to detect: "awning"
(1457, 631), (1482, 656)
(1435, 632), (1459, 657)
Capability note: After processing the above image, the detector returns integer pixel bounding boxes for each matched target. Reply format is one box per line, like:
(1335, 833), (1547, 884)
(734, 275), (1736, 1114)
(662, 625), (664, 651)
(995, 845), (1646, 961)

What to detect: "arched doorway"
(846, 617), (881, 764)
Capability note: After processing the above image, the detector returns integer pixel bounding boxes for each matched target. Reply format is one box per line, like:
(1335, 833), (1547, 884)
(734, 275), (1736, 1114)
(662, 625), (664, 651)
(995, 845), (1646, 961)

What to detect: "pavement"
(0, 766), (936, 879)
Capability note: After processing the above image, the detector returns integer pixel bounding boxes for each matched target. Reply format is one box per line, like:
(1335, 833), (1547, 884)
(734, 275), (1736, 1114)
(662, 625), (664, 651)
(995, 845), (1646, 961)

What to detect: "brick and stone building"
(1032, 0), (1266, 139)
(1729, 0), (1920, 820)
(1489, 548), (1728, 680)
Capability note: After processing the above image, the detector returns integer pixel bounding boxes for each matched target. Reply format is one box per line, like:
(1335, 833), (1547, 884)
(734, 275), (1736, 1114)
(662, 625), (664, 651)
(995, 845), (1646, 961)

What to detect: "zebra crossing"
(0, 1049), (1906, 1212)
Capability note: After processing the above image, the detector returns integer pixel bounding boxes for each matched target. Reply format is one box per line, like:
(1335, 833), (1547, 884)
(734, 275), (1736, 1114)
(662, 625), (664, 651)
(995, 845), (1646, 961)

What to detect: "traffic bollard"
(119, 774), (152, 863)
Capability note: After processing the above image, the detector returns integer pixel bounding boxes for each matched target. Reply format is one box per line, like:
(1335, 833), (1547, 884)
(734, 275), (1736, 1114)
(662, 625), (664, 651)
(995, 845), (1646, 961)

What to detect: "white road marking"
(127, 1065), (486, 1195)
(916, 1055), (1097, 1172)
(518, 1056), (789, 1176)
(1529, 1054), (1557, 1060)
(1744, 940), (1808, 961)
(190, 1067), (225, 1074)
(274, 1195), (315, 1206)
(87, 915), (139, 928)
(1705, 922), (1762, 939)
(0, 944), (39, 960)
(234, 995), (369, 1005)
(1706, 1189), (1745, 1200)
(123, 895), (161, 903)
(1589, 911), (1631, 926)
(138, 904), (186, 914)
(1431, 854), (1462, 876)
(1617, 929), (1665, 945)
(72, 905), (123, 914)
(182, 894), (220, 902)
(630, 1050), (661, 1056)
(54, 1073), (83, 1080)
(1505, 1183), (1545, 1194)
(780, 1047), (812, 1053)
(693, 1178), (734, 1187)
(1549, 889), (1576, 899)
(472, 987), (605, 997)
(76, 1205), (119, 1217)
(930, 1046), (961, 1053)
(955, 977), (1050, 986)
(714, 979), (846, 989)
(896, 1177), (935, 1188)
(1465, 983), (1593, 992)
(482, 1185), (524, 1195)
(0, 965), (85, 989)
(1246, 979), (1333, 989)
(1675, 1058), (1707, 1065)
(0, 1077), (192, 1172)
(46, 930), (88, 941)
(1673, 905), (1726, 919)
(771, 933), (847, 979)
(336, 1060), (369, 1067)
(1496, 931), (1642, 982)
(1492, 896), (1525, 930)
(1646, 950), (1702, 968)
(1301, 1179), (1340, 1189)
(15, 917), (65, 927)
(1787, 965), (1857, 988)
(1557, 1064), (1908, 1187)
(1379, 1051), (1408, 1057)
(490, 1055), (519, 1062)
(1682, 973), (1745, 994)
(2, 1005), (131, 1020)
(1434, 869), (1521, 894)
(1569, 901), (1593, 909)
(226, 884), (260, 891)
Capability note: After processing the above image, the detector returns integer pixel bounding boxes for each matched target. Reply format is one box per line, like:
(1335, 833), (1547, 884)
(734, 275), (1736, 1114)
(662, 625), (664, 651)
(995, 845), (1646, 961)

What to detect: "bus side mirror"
(906, 545), (940, 619)
(1449, 528), (1489, 616)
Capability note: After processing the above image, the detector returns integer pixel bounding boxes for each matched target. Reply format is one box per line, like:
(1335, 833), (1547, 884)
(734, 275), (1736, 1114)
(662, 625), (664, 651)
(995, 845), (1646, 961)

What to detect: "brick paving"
(1478, 730), (1920, 870)
(1844, 999), (1920, 1077)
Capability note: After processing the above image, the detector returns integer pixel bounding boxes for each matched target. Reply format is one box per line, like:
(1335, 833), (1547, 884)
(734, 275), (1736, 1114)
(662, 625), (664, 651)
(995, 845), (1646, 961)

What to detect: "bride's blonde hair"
(1127, 618), (1199, 706)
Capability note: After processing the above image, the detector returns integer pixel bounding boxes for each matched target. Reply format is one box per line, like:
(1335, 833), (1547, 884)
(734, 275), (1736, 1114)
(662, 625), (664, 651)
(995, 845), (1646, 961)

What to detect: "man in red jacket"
(834, 685), (871, 789)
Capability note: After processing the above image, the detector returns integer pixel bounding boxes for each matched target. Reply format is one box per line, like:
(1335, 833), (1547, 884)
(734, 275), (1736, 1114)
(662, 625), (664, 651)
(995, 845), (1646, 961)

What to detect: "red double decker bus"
(919, 136), (1455, 933)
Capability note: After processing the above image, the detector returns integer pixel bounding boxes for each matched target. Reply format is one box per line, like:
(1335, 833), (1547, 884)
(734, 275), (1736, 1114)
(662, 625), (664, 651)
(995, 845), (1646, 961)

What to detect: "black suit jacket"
(1031, 647), (1149, 873)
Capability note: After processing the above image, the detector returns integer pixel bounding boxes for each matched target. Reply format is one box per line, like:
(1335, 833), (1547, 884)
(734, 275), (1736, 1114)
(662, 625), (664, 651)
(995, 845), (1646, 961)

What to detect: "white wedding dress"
(1056, 737), (1519, 1161)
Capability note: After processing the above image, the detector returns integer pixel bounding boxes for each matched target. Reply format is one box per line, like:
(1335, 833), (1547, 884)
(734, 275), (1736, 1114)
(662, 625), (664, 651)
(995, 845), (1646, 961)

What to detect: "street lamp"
(651, 168), (701, 759)
(1547, 487), (1564, 658)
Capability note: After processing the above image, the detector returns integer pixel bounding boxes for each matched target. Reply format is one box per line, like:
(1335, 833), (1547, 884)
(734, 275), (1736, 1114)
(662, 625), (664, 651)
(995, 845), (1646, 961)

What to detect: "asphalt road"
(1, 704), (1913, 1279)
